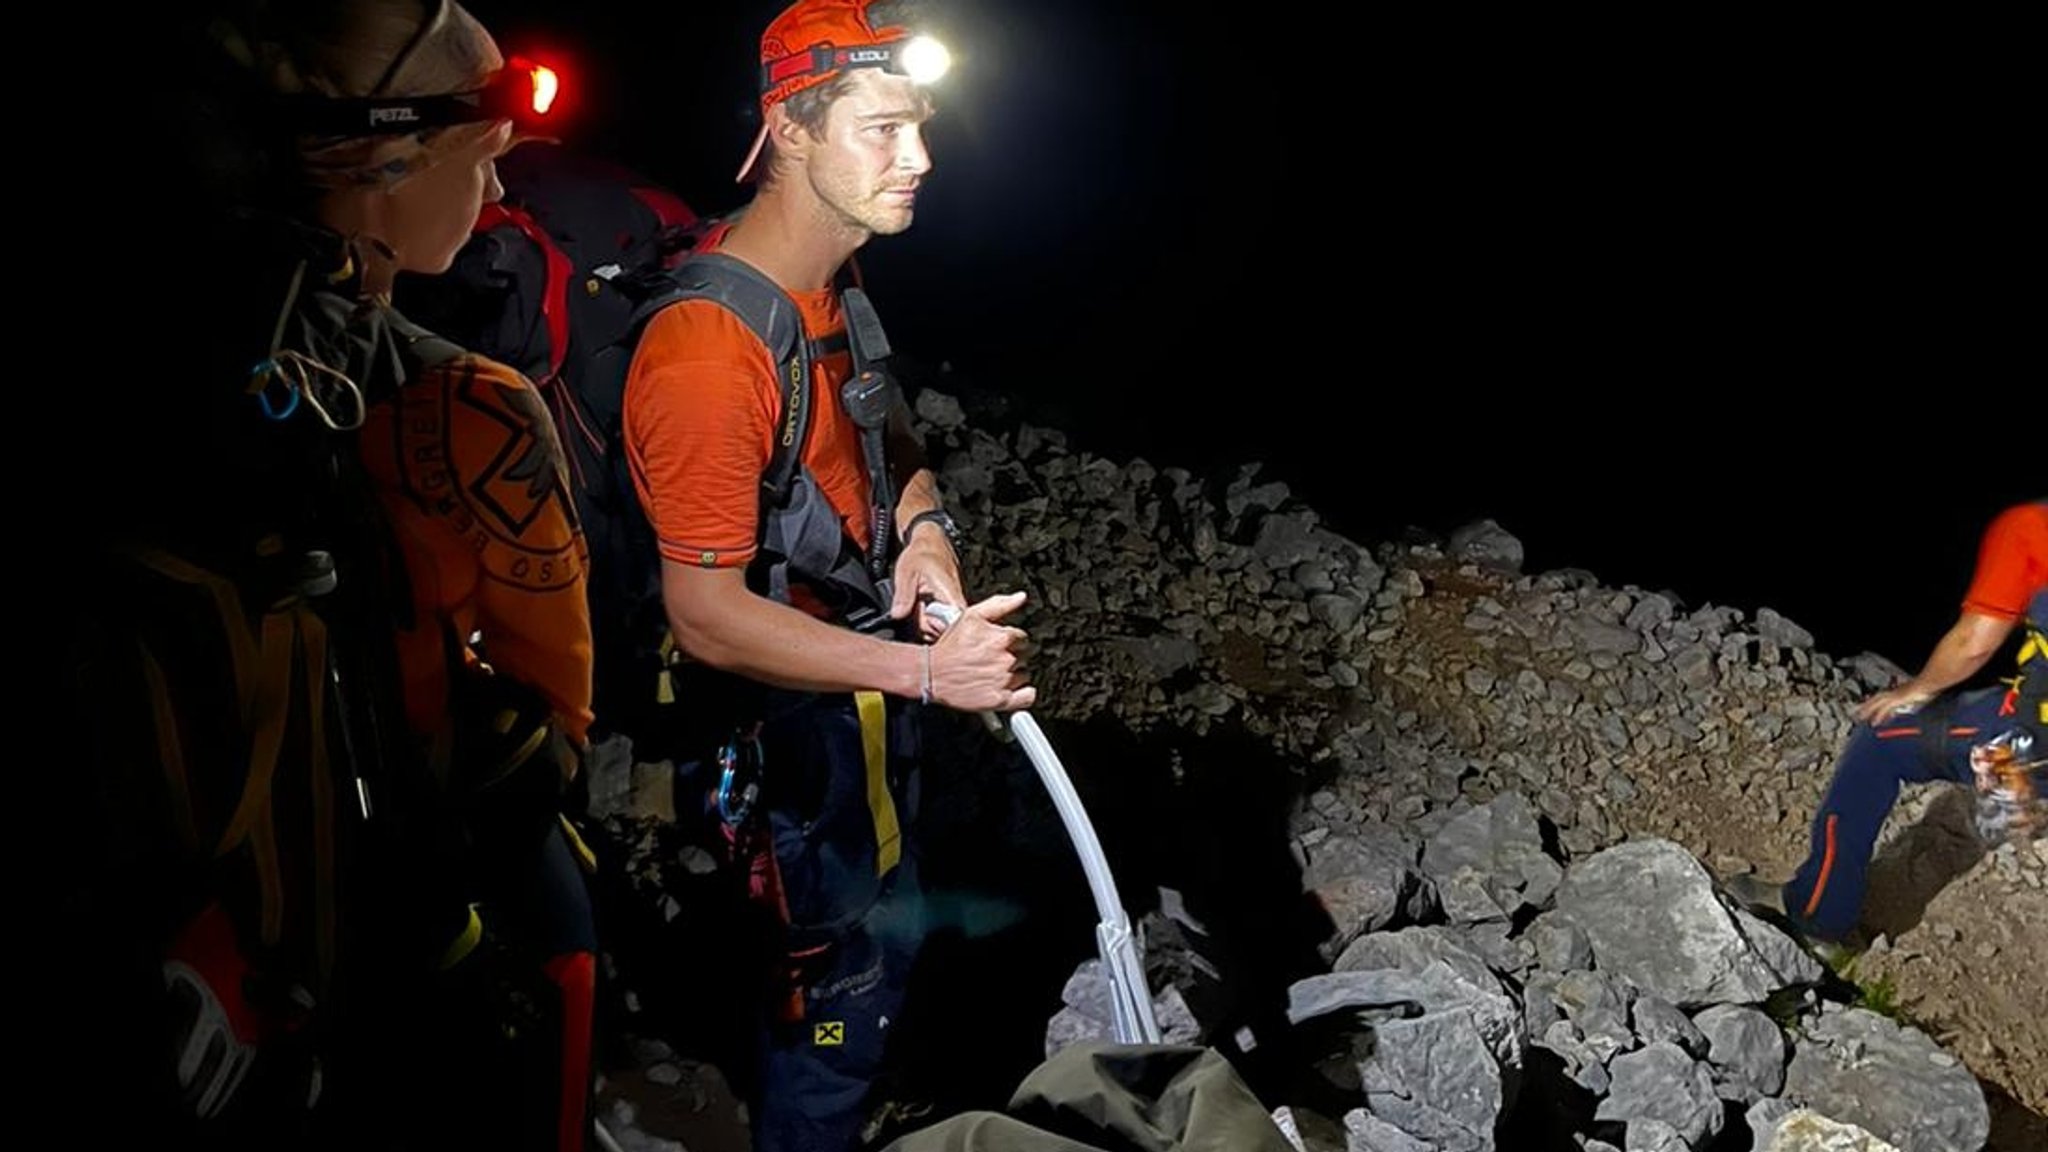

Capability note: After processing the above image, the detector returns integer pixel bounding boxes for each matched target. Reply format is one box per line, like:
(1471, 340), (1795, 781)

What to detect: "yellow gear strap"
(215, 608), (295, 859)
(656, 633), (678, 705)
(559, 813), (600, 875)
(2021, 625), (2047, 724)
(136, 548), (344, 989)
(439, 904), (485, 971)
(856, 691), (901, 878)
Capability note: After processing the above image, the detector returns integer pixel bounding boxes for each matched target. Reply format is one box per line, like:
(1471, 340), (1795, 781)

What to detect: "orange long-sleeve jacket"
(359, 351), (595, 749)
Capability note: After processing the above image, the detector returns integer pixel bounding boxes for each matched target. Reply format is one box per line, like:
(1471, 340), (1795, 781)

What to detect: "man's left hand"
(890, 533), (965, 640)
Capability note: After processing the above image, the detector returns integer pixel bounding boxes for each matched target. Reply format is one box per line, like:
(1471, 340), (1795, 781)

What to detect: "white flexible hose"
(591, 1118), (628, 1152)
(926, 601), (1161, 1044)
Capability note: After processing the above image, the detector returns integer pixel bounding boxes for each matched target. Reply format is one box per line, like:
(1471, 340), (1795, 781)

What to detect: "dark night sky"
(470, 1), (2035, 669)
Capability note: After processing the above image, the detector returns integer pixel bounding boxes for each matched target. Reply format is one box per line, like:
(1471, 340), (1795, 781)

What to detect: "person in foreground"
(70, 2), (602, 1146)
(620, 1), (1035, 1147)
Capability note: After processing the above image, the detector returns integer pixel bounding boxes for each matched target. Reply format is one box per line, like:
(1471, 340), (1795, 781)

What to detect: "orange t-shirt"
(622, 263), (872, 578)
(1962, 500), (2048, 625)
(358, 352), (595, 744)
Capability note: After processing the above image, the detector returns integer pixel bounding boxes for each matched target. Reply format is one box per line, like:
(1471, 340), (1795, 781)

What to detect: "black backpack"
(398, 142), (913, 753)
(67, 228), (489, 1134)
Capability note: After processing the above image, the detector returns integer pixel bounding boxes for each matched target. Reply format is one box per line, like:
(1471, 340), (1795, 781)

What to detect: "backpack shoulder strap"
(386, 309), (469, 375)
(475, 200), (576, 386)
(665, 250), (822, 506)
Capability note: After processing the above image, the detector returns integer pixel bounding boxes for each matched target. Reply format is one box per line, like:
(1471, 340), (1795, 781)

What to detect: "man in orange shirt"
(621, 3), (1035, 1149)
(1729, 499), (2048, 947)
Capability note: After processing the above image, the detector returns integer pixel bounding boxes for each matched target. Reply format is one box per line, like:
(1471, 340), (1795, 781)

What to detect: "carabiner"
(250, 359), (302, 422)
(716, 732), (764, 826)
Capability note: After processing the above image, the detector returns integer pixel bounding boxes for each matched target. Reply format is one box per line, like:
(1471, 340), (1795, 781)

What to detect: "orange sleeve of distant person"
(360, 353), (594, 745)
(1960, 501), (2048, 622)
(623, 299), (782, 569)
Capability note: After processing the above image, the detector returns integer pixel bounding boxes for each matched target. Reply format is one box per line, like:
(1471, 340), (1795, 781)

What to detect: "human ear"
(769, 103), (809, 153)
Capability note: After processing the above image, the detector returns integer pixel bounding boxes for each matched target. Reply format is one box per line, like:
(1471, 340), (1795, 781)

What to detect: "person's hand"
(926, 591), (1036, 713)
(1855, 684), (1935, 725)
(889, 528), (965, 641)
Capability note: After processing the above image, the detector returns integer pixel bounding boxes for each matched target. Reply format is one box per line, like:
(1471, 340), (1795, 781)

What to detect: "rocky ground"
(582, 388), (2044, 1151)
(1314, 541), (2048, 1146)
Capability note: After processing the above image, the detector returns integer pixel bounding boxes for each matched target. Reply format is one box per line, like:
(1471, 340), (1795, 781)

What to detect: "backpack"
(399, 141), (914, 755)
(65, 240), (481, 1132)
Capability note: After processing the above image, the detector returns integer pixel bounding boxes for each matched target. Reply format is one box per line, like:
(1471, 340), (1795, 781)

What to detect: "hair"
(211, 0), (495, 103)
(201, 0), (502, 197)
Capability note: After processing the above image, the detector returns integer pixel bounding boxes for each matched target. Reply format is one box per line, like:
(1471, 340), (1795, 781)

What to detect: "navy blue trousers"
(747, 691), (926, 1152)
(1783, 685), (2012, 940)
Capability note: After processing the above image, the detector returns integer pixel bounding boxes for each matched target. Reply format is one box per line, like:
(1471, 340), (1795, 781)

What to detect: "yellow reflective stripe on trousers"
(856, 691), (901, 877)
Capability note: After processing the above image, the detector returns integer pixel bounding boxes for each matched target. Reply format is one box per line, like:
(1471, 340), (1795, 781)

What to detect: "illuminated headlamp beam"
(528, 64), (559, 115)
(896, 35), (950, 85)
(765, 33), (955, 96)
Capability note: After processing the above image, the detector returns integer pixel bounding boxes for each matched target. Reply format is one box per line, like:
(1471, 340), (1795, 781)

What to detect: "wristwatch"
(902, 508), (962, 549)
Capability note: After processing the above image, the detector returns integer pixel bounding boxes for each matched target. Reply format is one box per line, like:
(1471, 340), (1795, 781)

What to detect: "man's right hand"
(926, 591), (1037, 713)
(1855, 684), (1935, 725)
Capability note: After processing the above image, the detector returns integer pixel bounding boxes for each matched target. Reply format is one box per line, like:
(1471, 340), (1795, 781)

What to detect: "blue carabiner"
(716, 735), (763, 826)
(251, 359), (302, 422)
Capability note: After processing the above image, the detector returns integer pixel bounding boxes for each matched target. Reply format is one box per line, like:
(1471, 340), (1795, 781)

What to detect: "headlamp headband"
(286, 56), (561, 138)
(758, 34), (949, 101)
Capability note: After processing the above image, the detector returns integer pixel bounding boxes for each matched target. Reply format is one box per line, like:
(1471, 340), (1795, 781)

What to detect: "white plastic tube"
(926, 602), (1161, 1044)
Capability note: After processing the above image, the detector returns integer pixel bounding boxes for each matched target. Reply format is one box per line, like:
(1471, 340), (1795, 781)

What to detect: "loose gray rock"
(1756, 607), (1816, 651)
(1623, 1117), (1690, 1152)
(1595, 1041), (1724, 1148)
(1448, 519), (1524, 575)
(1342, 1108), (1435, 1152)
(1524, 911), (1594, 973)
(1303, 833), (1431, 961)
(1631, 996), (1707, 1058)
(1286, 963), (1523, 1073)
(1356, 1008), (1504, 1152)
(1693, 1002), (1787, 1101)
(1420, 791), (1563, 919)
(1783, 1006), (1988, 1152)
(1558, 839), (1809, 1008)
(1727, 904), (1826, 990)
(1334, 926), (1501, 995)
(1754, 1106), (1904, 1151)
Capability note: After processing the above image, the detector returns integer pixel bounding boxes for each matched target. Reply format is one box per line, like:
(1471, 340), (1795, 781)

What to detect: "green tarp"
(882, 1043), (1295, 1152)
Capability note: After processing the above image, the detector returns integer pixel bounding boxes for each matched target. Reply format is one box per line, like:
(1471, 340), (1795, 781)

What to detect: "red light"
(529, 65), (559, 116)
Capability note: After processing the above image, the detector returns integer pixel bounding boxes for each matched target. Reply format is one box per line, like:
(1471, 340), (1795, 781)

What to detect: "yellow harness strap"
(855, 691), (901, 877)
(559, 813), (600, 874)
(656, 634), (678, 705)
(135, 547), (342, 987)
(2021, 624), (2047, 725)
